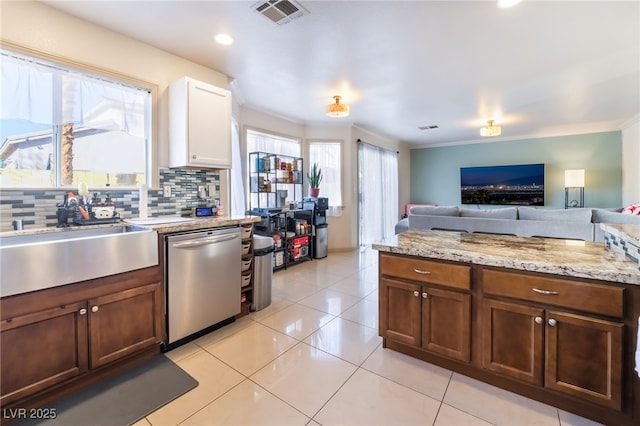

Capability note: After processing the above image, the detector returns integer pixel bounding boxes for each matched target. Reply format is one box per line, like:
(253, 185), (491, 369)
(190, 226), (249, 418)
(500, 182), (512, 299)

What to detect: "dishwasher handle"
(171, 233), (239, 249)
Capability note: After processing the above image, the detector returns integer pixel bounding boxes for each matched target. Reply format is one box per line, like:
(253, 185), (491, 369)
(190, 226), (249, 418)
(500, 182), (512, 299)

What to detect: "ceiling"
(41, 0), (640, 147)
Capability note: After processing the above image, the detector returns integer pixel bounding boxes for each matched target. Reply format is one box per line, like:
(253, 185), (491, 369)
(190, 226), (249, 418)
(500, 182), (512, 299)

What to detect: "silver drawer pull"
(413, 268), (431, 275)
(532, 288), (559, 295)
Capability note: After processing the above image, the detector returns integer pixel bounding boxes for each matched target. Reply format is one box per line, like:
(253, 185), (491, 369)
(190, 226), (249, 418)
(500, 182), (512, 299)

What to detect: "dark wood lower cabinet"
(482, 298), (544, 385)
(0, 266), (163, 411)
(1, 302), (89, 405)
(482, 298), (623, 410)
(380, 277), (471, 362)
(379, 252), (639, 426)
(89, 283), (163, 368)
(545, 310), (623, 410)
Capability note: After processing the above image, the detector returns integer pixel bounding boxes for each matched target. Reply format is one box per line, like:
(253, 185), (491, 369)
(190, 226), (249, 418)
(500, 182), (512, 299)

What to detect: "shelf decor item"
(307, 162), (323, 198)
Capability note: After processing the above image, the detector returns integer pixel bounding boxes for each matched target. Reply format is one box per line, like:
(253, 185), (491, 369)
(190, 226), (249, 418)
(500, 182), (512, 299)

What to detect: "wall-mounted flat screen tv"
(460, 163), (544, 205)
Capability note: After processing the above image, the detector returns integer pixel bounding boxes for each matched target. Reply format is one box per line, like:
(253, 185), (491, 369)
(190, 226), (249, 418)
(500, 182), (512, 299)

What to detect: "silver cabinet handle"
(413, 291), (420, 297)
(79, 308), (87, 316)
(532, 288), (559, 295)
(422, 292), (428, 298)
(192, 154), (197, 159)
(548, 318), (557, 327)
(534, 316), (543, 324)
(91, 306), (99, 313)
(413, 268), (431, 275)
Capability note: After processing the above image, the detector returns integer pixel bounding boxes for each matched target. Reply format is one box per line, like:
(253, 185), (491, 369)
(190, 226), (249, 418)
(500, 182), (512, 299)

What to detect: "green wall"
(410, 132), (622, 209)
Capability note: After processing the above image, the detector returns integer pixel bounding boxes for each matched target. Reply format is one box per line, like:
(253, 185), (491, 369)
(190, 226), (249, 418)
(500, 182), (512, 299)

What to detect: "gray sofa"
(395, 206), (640, 242)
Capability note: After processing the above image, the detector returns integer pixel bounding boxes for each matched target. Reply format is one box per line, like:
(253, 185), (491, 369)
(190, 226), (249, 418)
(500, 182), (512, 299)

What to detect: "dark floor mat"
(12, 355), (198, 426)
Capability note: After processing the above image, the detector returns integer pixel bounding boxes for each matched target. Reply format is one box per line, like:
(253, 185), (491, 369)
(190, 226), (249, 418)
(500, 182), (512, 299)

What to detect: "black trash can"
(252, 235), (274, 311)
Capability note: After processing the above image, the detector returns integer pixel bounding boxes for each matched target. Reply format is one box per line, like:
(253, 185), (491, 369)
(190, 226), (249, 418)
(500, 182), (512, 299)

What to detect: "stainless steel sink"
(0, 226), (159, 297)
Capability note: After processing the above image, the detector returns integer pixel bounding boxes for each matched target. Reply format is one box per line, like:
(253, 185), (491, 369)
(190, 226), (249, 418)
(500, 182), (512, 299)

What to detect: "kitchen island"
(373, 229), (640, 426)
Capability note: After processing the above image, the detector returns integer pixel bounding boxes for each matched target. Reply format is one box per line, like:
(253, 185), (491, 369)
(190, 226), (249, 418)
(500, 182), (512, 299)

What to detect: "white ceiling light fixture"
(326, 95), (350, 118)
(214, 33), (234, 45)
(497, 0), (523, 8)
(480, 120), (502, 137)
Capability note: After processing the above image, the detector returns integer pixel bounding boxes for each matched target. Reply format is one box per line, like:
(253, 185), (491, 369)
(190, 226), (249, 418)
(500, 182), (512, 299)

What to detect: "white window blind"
(309, 141), (342, 216)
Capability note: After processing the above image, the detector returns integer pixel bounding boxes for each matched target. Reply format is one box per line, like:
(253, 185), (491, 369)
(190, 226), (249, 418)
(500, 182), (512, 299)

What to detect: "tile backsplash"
(0, 167), (220, 232)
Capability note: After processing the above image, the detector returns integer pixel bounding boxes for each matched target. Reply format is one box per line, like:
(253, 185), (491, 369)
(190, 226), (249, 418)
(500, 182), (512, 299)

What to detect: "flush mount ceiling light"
(480, 120), (502, 137)
(497, 0), (523, 8)
(326, 95), (350, 118)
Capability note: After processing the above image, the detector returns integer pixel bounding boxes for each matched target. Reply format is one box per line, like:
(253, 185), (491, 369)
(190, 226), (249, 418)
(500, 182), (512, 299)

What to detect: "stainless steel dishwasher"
(165, 227), (241, 348)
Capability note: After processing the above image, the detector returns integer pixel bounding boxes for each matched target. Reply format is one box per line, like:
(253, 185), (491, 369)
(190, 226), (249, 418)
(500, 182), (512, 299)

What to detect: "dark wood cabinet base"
(384, 338), (633, 426)
(378, 252), (640, 426)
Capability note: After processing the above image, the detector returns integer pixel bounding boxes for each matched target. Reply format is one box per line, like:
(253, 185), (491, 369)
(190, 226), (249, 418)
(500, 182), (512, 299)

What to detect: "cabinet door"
(1, 302), (88, 405)
(545, 310), (622, 410)
(89, 283), (163, 368)
(482, 299), (544, 385)
(187, 79), (231, 168)
(379, 278), (422, 346)
(421, 287), (471, 362)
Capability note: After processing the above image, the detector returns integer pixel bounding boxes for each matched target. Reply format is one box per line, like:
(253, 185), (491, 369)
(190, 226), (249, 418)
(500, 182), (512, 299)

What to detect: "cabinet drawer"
(482, 269), (623, 318)
(380, 254), (471, 290)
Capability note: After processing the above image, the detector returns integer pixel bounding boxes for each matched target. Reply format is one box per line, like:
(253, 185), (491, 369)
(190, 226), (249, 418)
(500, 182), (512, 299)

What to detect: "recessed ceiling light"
(497, 0), (522, 8)
(214, 33), (234, 45)
(498, 0), (522, 9)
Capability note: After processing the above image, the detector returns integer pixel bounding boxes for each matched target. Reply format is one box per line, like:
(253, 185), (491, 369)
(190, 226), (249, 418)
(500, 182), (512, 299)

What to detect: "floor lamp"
(564, 169), (585, 209)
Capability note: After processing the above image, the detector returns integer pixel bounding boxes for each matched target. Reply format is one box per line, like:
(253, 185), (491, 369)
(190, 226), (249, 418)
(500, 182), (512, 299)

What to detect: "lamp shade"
(564, 169), (585, 188)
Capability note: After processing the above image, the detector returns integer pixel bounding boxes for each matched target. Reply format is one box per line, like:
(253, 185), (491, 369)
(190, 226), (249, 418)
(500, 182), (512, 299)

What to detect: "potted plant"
(307, 162), (323, 198)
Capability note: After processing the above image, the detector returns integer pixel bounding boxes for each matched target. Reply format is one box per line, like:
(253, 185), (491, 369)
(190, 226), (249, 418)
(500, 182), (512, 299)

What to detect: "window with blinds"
(1, 49), (152, 188)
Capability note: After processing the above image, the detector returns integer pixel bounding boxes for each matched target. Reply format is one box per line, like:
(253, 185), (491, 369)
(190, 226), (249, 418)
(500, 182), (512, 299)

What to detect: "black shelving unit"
(248, 151), (304, 212)
(258, 210), (312, 270)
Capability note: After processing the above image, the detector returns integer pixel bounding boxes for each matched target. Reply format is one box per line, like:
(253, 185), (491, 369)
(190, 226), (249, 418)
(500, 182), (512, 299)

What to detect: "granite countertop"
(372, 229), (640, 285)
(0, 215), (260, 239)
(124, 215), (260, 234)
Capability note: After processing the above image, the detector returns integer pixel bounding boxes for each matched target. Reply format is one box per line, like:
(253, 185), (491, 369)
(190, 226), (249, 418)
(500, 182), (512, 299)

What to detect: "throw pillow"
(410, 206), (460, 216)
(460, 207), (518, 220)
(622, 202), (640, 216)
(518, 207), (592, 223)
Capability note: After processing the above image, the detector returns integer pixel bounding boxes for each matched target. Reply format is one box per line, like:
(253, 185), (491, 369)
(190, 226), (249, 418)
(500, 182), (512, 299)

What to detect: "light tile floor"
(134, 248), (604, 426)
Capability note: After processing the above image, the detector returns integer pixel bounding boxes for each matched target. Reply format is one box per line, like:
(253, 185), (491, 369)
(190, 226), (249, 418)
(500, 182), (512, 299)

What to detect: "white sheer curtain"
(358, 140), (399, 246)
(246, 129), (300, 157)
(230, 118), (246, 216)
(1, 50), (148, 137)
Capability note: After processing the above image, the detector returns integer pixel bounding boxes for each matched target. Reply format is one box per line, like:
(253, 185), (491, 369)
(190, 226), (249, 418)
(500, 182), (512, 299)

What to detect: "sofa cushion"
(592, 208), (640, 224)
(410, 205), (460, 216)
(460, 207), (518, 220)
(518, 207), (592, 223)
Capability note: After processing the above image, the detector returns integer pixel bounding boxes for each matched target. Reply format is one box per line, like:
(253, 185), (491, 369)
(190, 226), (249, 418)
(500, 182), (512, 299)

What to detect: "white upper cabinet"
(170, 77), (232, 169)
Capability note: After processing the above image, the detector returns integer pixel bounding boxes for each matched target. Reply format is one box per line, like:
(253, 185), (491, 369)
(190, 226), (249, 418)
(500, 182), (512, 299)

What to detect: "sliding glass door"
(358, 141), (398, 247)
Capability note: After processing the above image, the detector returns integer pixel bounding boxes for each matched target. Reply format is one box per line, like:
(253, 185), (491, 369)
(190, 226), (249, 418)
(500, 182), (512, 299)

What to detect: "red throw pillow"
(622, 201), (640, 215)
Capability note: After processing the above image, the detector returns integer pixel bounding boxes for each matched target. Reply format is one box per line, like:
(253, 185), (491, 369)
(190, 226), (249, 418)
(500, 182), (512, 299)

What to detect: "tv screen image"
(460, 163), (544, 206)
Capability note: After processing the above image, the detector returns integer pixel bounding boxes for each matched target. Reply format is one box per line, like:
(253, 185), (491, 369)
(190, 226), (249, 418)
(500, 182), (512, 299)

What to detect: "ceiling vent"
(253, 0), (309, 26)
